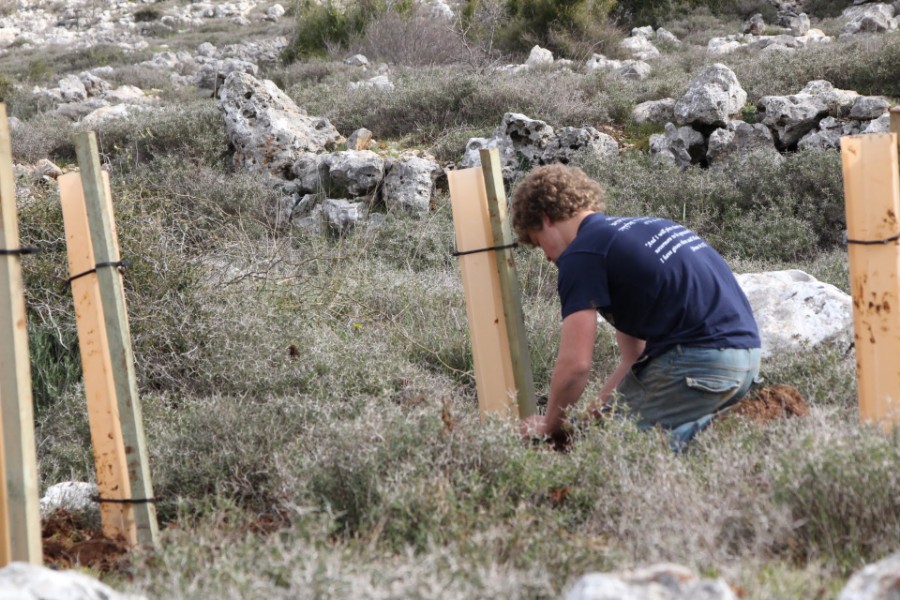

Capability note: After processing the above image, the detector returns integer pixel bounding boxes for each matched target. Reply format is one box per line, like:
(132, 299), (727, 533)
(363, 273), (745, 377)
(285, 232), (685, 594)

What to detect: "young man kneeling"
(511, 164), (761, 449)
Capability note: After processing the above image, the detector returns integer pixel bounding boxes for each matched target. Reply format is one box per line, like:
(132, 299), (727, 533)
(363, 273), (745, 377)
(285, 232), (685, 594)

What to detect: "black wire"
(846, 233), (900, 245)
(0, 246), (42, 256)
(451, 242), (518, 257)
(64, 259), (131, 287)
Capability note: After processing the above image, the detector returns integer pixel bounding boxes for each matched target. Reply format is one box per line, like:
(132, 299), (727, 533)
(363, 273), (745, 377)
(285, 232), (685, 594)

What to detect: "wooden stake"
(840, 133), (900, 431)
(59, 172), (137, 545)
(448, 167), (519, 418)
(64, 131), (159, 548)
(479, 149), (536, 419)
(0, 103), (42, 565)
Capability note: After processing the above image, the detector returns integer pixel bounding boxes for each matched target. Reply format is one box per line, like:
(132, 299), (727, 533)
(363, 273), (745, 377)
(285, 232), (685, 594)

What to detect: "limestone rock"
(347, 128), (373, 151)
(758, 80), (859, 147)
(526, 45), (554, 67)
(383, 152), (442, 215)
(632, 98), (676, 125)
(566, 563), (737, 600)
(707, 120), (781, 164)
(848, 96), (890, 120)
(656, 27), (681, 45)
(325, 150), (385, 197)
(348, 75), (394, 92)
(619, 35), (660, 60)
(218, 72), (343, 179)
(649, 123), (705, 167)
(461, 113), (617, 179)
(344, 54), (369, 66)
(0, 562), (144, 600)
(842, 2), (895, 34)
(839, 552), (900, 600)
(735, 270), (852, 359)
(674, 63), (747, 127)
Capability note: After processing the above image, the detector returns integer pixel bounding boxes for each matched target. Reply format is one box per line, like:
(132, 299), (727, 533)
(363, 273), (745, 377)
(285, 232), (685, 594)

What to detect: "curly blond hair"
(510, 164), (606, 245)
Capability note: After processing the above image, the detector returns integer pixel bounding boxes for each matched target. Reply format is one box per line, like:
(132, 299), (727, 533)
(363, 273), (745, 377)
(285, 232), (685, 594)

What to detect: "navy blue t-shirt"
(557, 213), (760, 358)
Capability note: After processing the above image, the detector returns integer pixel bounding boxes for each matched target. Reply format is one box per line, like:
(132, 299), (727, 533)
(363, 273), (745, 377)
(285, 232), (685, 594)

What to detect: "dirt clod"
(730, 384), (810, 422)
(42, 509), (131, 574)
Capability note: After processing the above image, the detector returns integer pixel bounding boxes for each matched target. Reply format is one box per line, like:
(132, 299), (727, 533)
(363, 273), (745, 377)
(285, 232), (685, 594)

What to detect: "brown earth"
(42, 509), (131, 573)
(729, 384), (810, 422)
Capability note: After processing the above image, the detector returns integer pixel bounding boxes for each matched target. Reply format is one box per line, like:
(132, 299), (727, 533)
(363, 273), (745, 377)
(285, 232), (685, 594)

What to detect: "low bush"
(575, 148), (846, 262)
(733, 34), (900, 101)
(283, 0), (413, 62)
(89, 102), (228, 171)
(773, 431), (900, 573)
(349, 7), (470, 66)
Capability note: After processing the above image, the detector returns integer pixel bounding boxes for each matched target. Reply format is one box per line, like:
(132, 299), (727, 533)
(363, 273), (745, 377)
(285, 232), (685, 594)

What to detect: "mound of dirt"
(42, 510), (131, 574)
(730, 384), (810, 422)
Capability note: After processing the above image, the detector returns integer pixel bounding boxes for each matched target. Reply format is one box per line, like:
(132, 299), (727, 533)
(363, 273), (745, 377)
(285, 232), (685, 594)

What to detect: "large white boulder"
(736, 270), (853, 359)
(674, 63), (747, 127)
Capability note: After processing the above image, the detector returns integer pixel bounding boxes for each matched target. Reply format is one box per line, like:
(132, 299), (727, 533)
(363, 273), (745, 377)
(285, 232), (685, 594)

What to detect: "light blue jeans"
(615, 345), (761, 452)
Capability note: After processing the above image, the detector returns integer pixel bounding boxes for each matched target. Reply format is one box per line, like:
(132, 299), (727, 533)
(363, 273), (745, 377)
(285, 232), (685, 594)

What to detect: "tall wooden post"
(480, 149), (536, 419)
(58, 132), (158, 548)
(0, 103), (43, 565)
(448, 163), (534, 419)
(840, 132), (900, 430)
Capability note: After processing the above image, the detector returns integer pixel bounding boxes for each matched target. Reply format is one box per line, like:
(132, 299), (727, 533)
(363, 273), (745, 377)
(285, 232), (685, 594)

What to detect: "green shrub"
(0, 73), (13, 102)
(289, 66), (610, 148)
(733, 34), (900, 101)
(576, 148), (846, 262)
(774, 431), (900, 573)
(133, 8), (162, 22)
(349, 7), (470, 66)
(90, 102), (228, 171)
(464, 0), (616, 56)
(283, 0), (413, 62)
(27, 321), (82, 414)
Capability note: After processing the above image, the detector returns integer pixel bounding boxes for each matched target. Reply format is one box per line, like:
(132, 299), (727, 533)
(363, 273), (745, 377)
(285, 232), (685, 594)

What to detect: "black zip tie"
(846, 233), (900, 245)
(92, 495), (161, 505)
(0, 246), (42, 256)
(64, 259), (131, 287)
(451, 242), (518, 257)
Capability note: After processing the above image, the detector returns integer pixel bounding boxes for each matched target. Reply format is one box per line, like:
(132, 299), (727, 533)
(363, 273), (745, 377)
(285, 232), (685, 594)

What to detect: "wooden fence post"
(58, 131), (159, 548)
(448, 164), (533, 419)
(840, 132), (900, 430)
(0, 103), (43, 565)
(479, 149), (536, 419)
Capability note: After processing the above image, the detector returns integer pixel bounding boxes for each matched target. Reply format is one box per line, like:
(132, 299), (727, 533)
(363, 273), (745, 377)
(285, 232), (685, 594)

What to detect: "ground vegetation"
(5, 0), (898, 597)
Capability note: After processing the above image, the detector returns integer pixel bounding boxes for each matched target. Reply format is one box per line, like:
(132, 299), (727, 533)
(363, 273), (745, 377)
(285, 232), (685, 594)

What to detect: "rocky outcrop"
(707, 121), (782, 165)
(649, 123), (705, 167)
(633, 98), (676, 125)
(218, 72), (344, 178)
(383, 151), (444, 215)
(462, 113), (618, 179)
(674, 64), (747, 127)
(841, 2), (897, 35)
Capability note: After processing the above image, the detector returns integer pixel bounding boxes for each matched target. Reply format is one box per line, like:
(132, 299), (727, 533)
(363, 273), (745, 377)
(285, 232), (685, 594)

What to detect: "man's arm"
(523, 309), (597, 437)
(589, 329), (646, 416)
